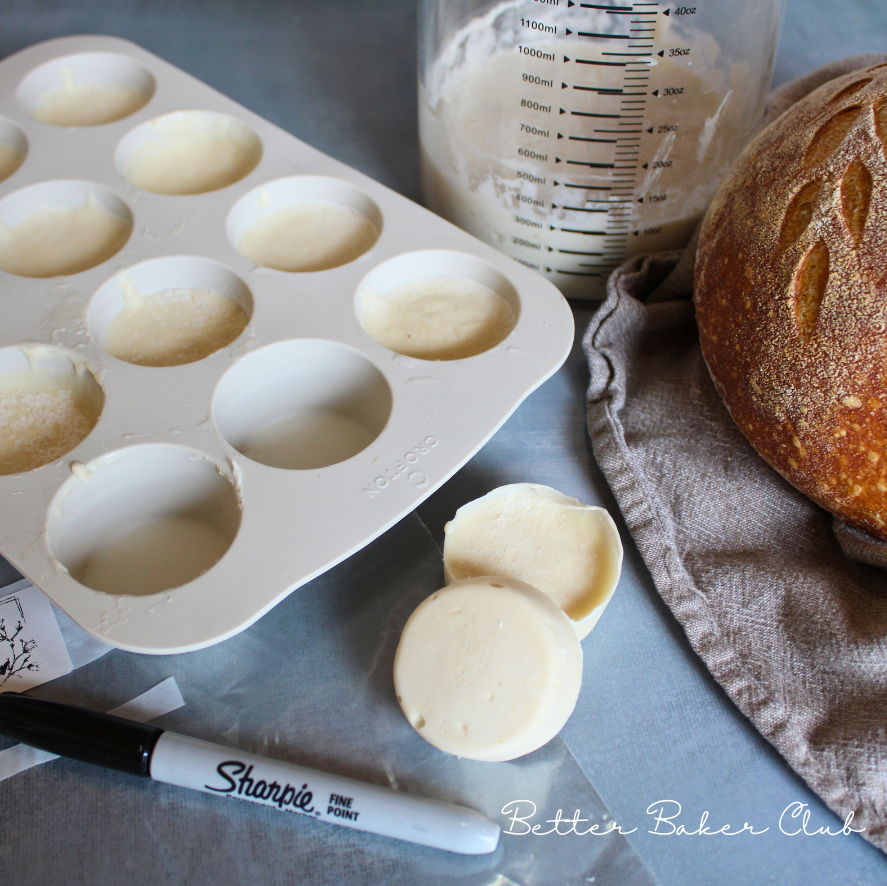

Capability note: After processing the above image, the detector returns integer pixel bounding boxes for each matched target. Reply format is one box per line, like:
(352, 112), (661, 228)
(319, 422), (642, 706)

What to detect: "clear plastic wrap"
(0, 513), (655, 885)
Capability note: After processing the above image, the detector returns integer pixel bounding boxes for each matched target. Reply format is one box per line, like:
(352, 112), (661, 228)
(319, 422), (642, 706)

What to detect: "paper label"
(0, 583), (73, 693)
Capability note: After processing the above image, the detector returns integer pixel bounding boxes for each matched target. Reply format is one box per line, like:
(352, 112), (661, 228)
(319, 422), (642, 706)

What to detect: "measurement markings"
(552, 225), (609, 235)
(576, 31), (631, 39)
(569, 109), (621, 118)
(575, 59), (631, 66)
(555, 181), (613, 190)
(567, 134), (617, 143)
(550, 248), (605, 256)
(553, 204), (609, 213)
(563, 160), (617, 169)
(571, 86), (624, 95)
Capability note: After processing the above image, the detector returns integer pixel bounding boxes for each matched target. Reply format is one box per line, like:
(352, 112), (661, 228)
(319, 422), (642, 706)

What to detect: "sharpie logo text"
(206, 760), (316, 814)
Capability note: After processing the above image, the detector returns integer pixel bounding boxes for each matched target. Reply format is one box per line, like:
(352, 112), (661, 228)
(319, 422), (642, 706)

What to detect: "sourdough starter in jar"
(420, 0), (770, 299)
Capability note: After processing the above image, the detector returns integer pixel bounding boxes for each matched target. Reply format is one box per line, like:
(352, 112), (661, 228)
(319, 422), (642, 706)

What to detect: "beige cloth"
(583, 56), (887, 854)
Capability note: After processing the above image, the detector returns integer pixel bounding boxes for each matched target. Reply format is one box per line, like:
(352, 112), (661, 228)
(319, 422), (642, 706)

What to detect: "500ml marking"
(518, 170), (546, 185)
(363, 437), (438, 497)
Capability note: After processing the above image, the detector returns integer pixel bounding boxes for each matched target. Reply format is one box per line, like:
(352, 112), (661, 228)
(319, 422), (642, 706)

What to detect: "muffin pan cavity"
(17, 52), (155, 126)
(47, 444), (241, 596)
(90, 256), (252, 367)
(0, 36), (573, 654)
(357, 250), (520, 361)
(117, 110), (263, 195)
(214, 340), (391, 470)
(0, 179), (132, 277)
(0, 344), (103, 475)
(228, 176), (382, 272)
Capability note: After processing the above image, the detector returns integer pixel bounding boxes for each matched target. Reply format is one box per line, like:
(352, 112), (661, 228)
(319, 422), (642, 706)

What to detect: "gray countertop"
(2, 1), (887, 883)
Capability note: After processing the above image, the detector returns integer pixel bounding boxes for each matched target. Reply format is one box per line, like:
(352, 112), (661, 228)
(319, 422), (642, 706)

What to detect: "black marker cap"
(0, 692), (163, 777)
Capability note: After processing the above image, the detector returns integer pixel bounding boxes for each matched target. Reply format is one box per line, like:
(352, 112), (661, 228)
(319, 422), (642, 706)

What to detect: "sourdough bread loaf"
(694, 63), (887, 541)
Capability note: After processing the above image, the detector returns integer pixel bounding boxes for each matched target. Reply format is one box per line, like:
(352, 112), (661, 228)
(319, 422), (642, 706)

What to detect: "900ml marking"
(363, 437), (438, 497)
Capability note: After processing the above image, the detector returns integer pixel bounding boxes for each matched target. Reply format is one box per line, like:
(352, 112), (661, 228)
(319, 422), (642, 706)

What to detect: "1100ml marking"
(363, 437), (438, 497)
(521, 18), (556, 33)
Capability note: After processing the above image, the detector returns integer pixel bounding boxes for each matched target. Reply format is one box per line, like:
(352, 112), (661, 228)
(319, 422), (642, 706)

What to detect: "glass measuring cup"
(418, 0), (785, 299)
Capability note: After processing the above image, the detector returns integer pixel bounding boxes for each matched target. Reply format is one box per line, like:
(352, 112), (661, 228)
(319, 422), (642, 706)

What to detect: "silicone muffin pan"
(0, 36), (573, 654)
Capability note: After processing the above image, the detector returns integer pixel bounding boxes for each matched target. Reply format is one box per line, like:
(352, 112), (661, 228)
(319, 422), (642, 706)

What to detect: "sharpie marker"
(0, 693), (499, 855)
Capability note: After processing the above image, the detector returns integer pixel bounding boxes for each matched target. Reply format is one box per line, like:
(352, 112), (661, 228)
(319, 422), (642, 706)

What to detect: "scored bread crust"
(694, 63), (887, 541)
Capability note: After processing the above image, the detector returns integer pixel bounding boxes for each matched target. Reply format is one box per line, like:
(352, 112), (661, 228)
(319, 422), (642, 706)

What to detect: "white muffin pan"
(0, 36), (573, 654)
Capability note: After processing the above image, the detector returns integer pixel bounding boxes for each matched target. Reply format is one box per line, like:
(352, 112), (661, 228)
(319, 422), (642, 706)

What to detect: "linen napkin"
(583, 55), (887, 854)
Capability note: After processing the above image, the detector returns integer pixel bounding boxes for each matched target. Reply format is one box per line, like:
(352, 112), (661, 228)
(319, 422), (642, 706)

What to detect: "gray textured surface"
(1, 1), (886, 883)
